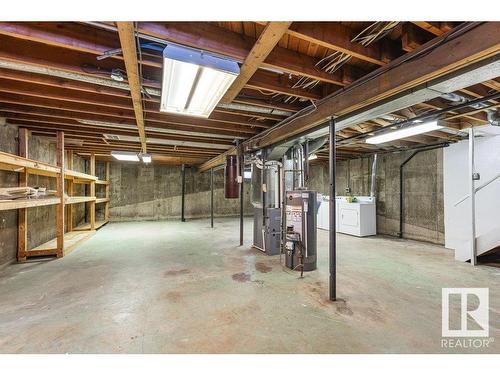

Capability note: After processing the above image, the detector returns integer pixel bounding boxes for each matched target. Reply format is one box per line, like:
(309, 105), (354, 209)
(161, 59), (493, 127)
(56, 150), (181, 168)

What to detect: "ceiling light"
(308, 154), (318, 160)
(111, 151), (140, 161)
(365, 120), (443, 144)
(160, 44), (239, 118)
(140, 153), (152, 164)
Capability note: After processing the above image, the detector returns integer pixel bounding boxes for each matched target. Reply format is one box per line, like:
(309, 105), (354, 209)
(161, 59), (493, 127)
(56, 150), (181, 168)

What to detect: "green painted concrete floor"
(0, 218), (498, 353)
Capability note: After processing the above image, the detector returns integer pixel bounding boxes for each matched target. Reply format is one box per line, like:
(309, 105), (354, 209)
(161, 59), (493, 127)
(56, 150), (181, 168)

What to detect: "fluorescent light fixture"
(160, 44), (240, 118)
(365, 120), (443, 144)
(140, 153), (152, 164)
(308, 154), (318, 161)
(111, 151), (140, 161)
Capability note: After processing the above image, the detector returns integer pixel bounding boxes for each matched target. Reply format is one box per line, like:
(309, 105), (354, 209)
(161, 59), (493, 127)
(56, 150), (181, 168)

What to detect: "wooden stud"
(66, 150), (74, 232)
(56, 131), (65, 257)
(89, 152), (96, 230)
(17, 127), (28, 261)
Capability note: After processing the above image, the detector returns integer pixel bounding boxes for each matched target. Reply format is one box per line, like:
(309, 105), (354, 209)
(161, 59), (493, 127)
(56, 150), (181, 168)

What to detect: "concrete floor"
(0, 218), (498, 354)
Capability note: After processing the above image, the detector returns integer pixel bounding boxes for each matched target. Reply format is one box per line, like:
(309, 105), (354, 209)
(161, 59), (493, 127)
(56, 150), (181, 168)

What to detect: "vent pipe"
(370, 154), (378, 197)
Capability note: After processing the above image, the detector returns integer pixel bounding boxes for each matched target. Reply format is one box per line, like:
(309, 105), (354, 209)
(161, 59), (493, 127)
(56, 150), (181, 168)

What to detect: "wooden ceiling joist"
(116, 22), (147, 153)
(136, 22), (356, 86)
(221, 22), (292, 104)
(285, 22), (393, 66)
(0, 21), (493, 163)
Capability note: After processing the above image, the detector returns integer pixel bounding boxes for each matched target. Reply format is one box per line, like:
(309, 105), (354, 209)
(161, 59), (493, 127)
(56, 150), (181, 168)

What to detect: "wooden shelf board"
(0, 197), (61, 211)
(0, 151), (59, 177)
(30, 230), (95, 257)
(65, 196), (96, 204)
(66, 169), (97, 182)
(95, 180), (109, 185)
(73, 219), (109, 231)
(95, 198), (110, 204)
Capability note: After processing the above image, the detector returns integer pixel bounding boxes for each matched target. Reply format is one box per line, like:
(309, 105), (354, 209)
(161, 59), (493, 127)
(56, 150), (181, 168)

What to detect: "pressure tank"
(224, 155), (239, 199)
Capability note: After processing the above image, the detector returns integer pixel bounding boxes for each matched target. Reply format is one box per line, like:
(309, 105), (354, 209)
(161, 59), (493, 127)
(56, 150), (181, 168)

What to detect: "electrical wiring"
(245, 22), (483, 149)
(278, 22), (398, 103)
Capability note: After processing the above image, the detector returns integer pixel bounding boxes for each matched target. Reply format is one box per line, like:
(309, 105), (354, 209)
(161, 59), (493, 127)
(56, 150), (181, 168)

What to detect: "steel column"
(239, 156), (244, 246)
(329, 117), (337, 301)
(210, 167), (214, 228)
(181, 164), (186, 222)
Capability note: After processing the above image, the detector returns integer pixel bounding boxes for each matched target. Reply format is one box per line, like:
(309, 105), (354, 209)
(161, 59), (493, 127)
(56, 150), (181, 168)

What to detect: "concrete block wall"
(307, 148), (444, 244)
(108, 163), (253, 221)
(0, 125), (87, 269)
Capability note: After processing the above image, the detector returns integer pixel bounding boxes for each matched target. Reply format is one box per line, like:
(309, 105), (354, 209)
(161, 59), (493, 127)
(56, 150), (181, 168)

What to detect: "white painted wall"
(443, 127), (500, 257)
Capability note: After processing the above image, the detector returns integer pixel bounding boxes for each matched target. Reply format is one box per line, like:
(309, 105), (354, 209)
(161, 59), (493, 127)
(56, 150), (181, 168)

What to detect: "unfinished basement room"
(0, 4), (499, 364)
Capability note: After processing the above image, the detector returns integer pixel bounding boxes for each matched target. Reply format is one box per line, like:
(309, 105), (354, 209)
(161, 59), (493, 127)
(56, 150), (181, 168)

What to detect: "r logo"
(442, 288), (489, 337)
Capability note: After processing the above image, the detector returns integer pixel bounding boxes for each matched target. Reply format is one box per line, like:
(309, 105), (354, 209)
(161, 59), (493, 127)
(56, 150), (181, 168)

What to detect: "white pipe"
(469, 127), (477, 266)
(370, 154), (378, 197)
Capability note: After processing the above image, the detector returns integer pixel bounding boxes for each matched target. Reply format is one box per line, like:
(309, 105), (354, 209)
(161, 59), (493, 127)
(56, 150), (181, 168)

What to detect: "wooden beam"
(201, 22), (500, 169)
(198, 148), (237, 172)
(221, 22), (291, 104)
(116, 22), (147, 153)
(249, 22), (500, 149)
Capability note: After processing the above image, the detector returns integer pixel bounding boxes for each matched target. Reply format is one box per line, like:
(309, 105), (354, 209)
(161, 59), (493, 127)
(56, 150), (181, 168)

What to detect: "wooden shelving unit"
(66, 152), (111, 232)
(0, 128), (111, 261)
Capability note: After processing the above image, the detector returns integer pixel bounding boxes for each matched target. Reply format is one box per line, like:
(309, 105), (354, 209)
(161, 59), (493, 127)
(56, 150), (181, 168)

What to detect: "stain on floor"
(231, 272), (252, 283)
(164, 269), (191, 277)
(255, 262), (272, 273)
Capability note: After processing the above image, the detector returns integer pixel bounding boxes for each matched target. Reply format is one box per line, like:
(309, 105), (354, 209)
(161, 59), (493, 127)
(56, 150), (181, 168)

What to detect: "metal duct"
(306, 136), (328, 155)
(440, 91), (499, 126)
(487, 110), (500, 126)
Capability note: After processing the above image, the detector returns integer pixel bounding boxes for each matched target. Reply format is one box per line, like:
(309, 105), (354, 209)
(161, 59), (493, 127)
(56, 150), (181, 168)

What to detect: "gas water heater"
(285, 190), (320, 272)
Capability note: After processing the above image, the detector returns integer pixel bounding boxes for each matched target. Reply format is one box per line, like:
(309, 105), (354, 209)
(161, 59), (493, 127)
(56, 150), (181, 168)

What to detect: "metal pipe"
(181, 164), (186, 222)
(337, 91), (500, 145)
(281, 155), (287, 255)
(469, 127), (477, 266)
(329, 117), (337, 301)
(370, 154), (378, 197)
(398, 144), (449, 238)
(210, 167), (214, 228)
(239, 155), (244, 246)
(262, 154), (266, 227)
(304, 140), (310, 184)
